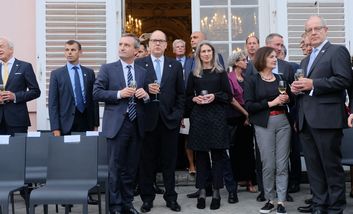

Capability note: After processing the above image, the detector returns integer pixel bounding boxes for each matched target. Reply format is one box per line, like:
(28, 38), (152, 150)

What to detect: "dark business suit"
(93, 60), (148, 213)
(0, 59), (40, 135)
(298, 41), (351, 213)
(48, 65), (99, 135)
(136, 55), (185, 203)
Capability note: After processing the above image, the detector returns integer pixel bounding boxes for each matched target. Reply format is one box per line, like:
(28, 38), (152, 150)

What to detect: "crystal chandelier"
(125, 14), (142, 36)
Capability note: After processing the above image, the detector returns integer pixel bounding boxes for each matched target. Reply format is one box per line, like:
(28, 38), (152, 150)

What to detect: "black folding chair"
(341, 128), (353, 166)
(29, 136), (99, 214)
(0, 136), (27, 214)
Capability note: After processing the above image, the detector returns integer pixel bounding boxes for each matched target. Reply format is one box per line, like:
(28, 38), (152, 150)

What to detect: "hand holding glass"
(294, 69), (304, 81)
(129, 80), (137, 104)
(200, 90), (208, 104)
(153, 80), (160, 102)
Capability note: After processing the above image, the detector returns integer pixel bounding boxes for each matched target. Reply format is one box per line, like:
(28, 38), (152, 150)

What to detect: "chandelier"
(125, 14), (142, 36)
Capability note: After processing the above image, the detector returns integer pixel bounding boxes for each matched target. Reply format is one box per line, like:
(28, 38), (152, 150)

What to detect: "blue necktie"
(155, 59), (162, 83)
(127, 65), (136, 121)
(73, 66), (85, 113)
(307, 48), (319, 75)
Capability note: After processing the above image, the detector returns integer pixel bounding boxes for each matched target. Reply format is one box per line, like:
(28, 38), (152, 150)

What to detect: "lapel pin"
(145, 64), (148, 67)
(169, 64), (172, 68)
(16, 64), (19, 66)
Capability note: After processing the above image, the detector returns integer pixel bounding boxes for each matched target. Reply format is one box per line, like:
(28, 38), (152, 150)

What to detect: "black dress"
(185, 69), (232, 151)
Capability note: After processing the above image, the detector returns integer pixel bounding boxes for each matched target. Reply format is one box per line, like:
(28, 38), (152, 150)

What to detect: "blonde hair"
(193, 41), (223, 77)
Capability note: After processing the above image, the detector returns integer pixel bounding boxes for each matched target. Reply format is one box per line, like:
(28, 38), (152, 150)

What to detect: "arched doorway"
(125, 0), (192, 57)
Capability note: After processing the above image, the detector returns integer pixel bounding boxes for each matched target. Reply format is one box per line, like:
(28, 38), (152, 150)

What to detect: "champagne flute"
(153, 80), (160, 102)
(278, 80), (287, 95)
(200, 90), (208, 104)
(294, 69), (304, 81)
(129, 80), (137, 104)
(294, 69), (305, 94)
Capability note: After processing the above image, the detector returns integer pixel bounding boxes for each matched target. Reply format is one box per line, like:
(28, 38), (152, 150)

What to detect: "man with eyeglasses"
(136, 30), (185, 213)
(291, 15), (352, 214)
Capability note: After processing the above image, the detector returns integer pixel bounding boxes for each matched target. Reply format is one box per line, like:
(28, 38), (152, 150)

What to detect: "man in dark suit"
(291, 15), (352, 214)
(48, 40), (99, 136)
(0, 37), (41, 135)
(93, 33), (149, 214)
(136, 30), (185, 213)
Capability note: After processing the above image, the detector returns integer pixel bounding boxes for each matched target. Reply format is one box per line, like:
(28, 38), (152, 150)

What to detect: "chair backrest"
(23, 132), (51, 183)
(46, 136), (98, 185)
(341, 128), (353, 161)
(0, 136), (26, 185)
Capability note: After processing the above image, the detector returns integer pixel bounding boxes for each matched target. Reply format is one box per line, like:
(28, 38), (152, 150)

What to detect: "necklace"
(260, 74), (274, 81)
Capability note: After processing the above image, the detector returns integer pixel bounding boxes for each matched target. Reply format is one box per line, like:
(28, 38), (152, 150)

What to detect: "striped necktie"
(127, 65), (136, 121)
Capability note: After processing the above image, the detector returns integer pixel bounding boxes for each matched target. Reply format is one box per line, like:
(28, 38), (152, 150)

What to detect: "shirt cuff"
(117, 90), (121, 99)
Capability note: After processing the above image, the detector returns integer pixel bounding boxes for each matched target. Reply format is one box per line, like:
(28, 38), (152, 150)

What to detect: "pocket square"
(15, 73), (22, 75)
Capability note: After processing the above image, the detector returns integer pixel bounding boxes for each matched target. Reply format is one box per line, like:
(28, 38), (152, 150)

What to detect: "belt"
(269, 110), (285, 116)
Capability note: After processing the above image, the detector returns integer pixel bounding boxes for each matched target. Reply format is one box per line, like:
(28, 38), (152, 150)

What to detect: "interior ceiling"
(126, 0), (192, 57)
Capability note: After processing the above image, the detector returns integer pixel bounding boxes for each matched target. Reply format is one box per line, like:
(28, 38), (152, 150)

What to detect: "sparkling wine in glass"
(129, 80), (137, 104)
(278, 80), (287, 95)
(294, 69), (305, 81)
(200, 90), (208, 104)
(153, 80), (160, 102)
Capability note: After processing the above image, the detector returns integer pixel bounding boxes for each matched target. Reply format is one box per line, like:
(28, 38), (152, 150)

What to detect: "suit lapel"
(6, 59), (21, 86)
(144, 57), (156, 80)
(134, 64), (142, 88)
(161, 57), (171, 88)
(307, 42), (330, 78)
(81, 66), (89, 100)
(116, 60), (126, 88)
(63, 66), (75, 98)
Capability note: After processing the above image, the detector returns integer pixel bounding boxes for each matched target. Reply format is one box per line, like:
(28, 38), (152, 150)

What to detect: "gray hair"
(305, 15), (327, 28)
(0, 37), (14, 49)
(228, 51), (246, 67)
(265, 33), (283, 45)
(172, 39), (186, 49)
(121, 33), (140, 49)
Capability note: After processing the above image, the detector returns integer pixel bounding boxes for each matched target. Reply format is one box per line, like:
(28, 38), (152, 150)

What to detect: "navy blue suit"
(93, 60), (148, 213)
(298, 42), (351, 213)
(0, 59), (40, 134)
(48, 65), (99, 135)
(135, 55), (185, 203)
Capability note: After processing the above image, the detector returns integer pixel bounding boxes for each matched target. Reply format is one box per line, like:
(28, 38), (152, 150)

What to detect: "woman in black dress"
(185, 41), (232, 210)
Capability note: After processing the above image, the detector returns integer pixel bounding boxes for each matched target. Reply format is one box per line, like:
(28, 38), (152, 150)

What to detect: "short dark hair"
(253, 46), (276, 71)
(66, 40), (82, 50)
(245, 35), (259, 44)
(122, 33), (140, 49)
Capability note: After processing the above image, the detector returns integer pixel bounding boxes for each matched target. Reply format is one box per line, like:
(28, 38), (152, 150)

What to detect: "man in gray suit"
(49, 40), (99, 136)
(291, 15), (352, 214)
(93, 33), (149, 214)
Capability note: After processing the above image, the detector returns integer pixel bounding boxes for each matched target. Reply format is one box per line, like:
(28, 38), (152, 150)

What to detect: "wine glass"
(294, 69), (304, 81)
(200, 90), (208, 104)
(129, 80), (137, 104)
(153, 80), (160, 102)
(278, 81), (287, 95)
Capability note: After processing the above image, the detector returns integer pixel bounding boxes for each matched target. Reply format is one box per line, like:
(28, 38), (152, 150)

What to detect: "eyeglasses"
(150, 39), (166, 44)
(305, 26), (325, 34)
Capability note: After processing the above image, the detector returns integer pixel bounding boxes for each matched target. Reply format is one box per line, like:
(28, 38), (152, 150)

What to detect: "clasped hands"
(290, 78), (313, 94)
(0, 91), (15, 103)
(120, 87), (149, 99)
(192, 94), (215, 105)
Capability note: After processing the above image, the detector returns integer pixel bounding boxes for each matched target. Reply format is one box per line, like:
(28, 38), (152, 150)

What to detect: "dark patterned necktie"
(72, 66), (85, 113)
(127, 65), (136, 121)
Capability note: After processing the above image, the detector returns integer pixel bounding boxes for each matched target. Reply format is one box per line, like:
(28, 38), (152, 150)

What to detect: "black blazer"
(135, 55), (185, 131)
(297, 41), (352, 130)
(244, 73), (293, 128)
(93, 60), (148, 138)
(0, 59), (41, 127)
(48, 65), (99, 134)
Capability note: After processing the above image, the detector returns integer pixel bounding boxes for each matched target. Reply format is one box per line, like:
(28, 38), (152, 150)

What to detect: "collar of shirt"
(314, 39), (328, 54)
(120, 60), (135, 85)
(66, 62), (81, 72)
(151, 55), (165, 73)
(272, 60), (279, 74)
(1, 56), (15, 74)
(66, 62), (85, 100)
